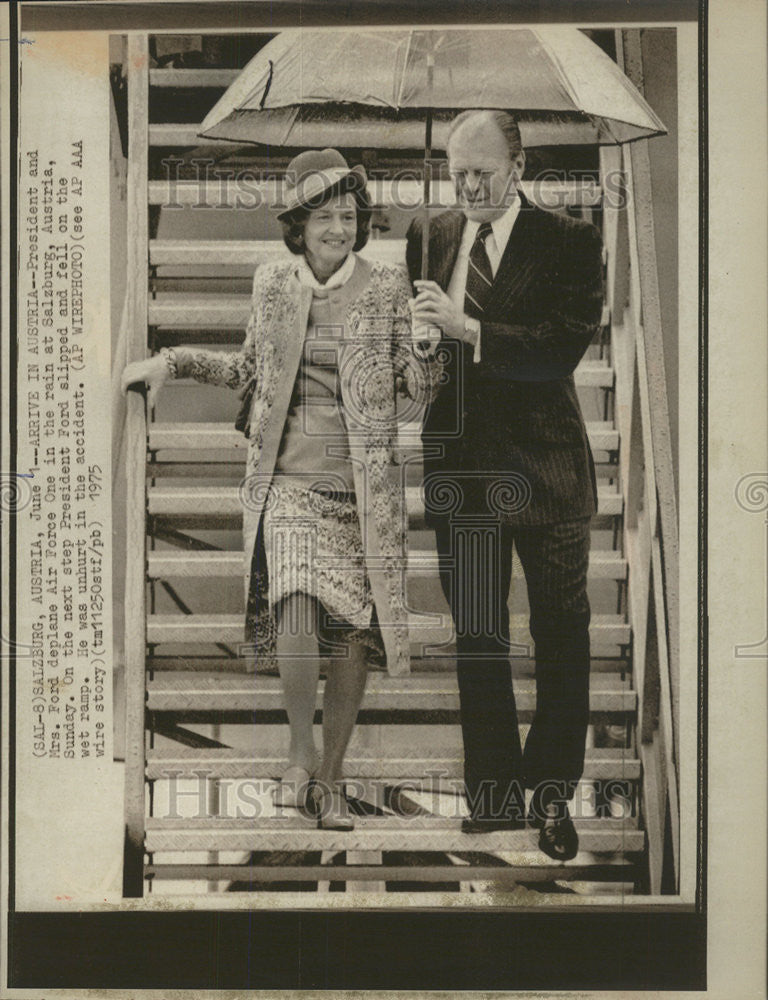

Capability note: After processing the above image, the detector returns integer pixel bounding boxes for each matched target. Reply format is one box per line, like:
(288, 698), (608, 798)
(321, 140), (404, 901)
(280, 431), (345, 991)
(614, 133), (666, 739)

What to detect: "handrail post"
(621, 29), (680, 775)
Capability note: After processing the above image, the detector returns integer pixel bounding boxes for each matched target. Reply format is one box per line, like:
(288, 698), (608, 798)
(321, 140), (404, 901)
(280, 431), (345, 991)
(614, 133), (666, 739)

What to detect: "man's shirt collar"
(462, 191), (521, 257)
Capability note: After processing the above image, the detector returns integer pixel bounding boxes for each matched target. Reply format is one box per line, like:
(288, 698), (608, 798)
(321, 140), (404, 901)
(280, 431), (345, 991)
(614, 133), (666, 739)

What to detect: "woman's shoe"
(307, 780), (355, 831)
(273, 765), (313, 809)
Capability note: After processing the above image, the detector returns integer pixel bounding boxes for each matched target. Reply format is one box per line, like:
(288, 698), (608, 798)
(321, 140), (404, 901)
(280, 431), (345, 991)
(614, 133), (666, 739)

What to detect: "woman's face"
(303, 192), (357, 278)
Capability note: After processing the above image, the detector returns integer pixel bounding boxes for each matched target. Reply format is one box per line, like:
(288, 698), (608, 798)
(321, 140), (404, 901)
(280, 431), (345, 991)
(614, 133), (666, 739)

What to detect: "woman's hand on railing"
(121, 355), (169, 409)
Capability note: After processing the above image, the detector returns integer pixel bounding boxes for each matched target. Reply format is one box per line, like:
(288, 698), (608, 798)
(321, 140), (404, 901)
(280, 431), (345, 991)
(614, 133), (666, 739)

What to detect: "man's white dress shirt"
(446, 194), (522, 362)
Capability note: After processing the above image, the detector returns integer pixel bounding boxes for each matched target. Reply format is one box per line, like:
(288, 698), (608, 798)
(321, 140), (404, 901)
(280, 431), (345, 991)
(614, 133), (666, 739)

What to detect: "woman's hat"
(277, 148), (367, 220)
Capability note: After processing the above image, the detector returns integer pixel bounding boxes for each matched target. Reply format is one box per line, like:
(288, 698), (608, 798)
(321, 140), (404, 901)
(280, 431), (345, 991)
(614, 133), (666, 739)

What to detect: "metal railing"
(601, 29), (680, 893)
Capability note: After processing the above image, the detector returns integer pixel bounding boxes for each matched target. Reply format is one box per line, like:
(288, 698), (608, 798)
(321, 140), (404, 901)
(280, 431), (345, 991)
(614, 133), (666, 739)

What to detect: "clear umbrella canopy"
(200, 27), (666, 148)
(199, 27), (666, 284)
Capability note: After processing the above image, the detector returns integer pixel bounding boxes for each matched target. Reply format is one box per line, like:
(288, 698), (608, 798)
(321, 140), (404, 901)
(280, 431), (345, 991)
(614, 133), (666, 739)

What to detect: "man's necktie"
(463, 221), (494, 320)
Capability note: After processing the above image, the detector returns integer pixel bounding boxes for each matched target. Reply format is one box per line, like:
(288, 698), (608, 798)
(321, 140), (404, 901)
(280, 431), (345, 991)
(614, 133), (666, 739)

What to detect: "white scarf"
(295, 251), (357, 290)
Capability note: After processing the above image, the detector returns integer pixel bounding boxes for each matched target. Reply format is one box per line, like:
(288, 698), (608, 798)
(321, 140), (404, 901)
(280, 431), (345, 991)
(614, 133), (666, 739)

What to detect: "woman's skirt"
(257, 479), (385, 661)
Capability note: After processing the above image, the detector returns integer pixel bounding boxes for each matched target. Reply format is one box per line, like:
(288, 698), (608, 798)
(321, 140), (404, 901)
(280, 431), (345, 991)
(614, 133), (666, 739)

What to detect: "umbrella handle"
(417, 98), (435, 355)
(420, 77), (433, 283)
(258, 59), (274, 110)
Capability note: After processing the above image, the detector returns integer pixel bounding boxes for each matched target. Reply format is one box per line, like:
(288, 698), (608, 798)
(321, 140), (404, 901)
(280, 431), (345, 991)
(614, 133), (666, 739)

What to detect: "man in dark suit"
(407, 110), (604, 860)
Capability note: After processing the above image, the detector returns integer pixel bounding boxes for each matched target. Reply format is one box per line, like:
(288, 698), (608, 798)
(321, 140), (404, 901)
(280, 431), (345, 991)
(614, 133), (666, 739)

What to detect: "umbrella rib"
(258, 59), (274, 110)
(395, 28), (415, 108)
(280, 105), (300, 146)
(532, 30), (583, 114)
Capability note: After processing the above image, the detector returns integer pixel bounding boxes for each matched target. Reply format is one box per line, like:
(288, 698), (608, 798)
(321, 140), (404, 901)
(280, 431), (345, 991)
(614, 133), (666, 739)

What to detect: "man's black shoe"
(461, 816), (525, 834)
(526, 804), (579, 862)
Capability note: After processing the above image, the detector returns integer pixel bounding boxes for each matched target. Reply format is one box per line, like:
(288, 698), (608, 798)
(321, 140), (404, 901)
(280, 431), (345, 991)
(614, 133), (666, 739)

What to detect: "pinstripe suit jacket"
(405, 194), (604, 527)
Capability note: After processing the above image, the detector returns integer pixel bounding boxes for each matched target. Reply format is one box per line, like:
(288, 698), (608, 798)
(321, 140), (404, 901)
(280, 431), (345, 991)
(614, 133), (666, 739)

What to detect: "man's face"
(447, 118), (524, 223)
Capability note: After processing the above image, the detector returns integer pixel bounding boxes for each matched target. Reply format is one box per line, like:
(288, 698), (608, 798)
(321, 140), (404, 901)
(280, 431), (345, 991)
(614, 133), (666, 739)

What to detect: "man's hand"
(412, 280), (474, 344)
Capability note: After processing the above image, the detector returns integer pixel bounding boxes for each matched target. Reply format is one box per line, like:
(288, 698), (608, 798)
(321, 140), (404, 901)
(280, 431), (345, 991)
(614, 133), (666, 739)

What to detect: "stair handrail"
(610, 28), (681, 892)
(621, 28), (680, 776)
(122, 32), (149, 898)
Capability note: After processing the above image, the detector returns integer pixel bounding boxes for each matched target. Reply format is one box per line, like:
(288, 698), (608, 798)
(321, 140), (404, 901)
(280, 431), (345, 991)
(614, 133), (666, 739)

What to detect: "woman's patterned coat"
(169, 255), (438, 676)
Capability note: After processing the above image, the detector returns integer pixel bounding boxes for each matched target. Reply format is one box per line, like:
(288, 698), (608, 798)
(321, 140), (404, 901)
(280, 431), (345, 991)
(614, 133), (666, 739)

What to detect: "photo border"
(3, 0), (714, 992)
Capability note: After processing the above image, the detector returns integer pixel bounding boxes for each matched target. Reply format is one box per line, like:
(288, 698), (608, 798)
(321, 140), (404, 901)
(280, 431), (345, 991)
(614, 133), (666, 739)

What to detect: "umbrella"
(200, 27), (667, 279)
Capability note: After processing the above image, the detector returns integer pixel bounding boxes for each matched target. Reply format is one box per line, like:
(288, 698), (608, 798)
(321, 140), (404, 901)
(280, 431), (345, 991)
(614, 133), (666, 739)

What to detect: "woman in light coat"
(123, 149), (435, 829)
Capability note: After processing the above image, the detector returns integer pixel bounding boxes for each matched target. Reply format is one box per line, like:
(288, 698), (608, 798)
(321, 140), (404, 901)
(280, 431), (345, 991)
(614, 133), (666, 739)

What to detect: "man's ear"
(513, 151), (526, 181)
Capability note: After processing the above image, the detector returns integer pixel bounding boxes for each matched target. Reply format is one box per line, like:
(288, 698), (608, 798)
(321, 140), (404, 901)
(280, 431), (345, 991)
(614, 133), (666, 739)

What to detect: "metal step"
(146, 545), (627, 581)
(154, 614), (627, 655)
(146, 612), (630, 652)
(144, 654), (628, 675)
(145, 670), (635, 714)
(144, 859), (637, 885)
(150, 68), (240, 87)
(146, 174), (603, 208)
(148, 421), (618, 454)
(146, 482), (623, 525)
(150, 329), (614, 389)
(407, 546), (626, 579)
(145, 175), (481, 209)
(145, 744), (640, 781)
(398, 419), (618, 452)
(148, 294), (610, 332)
(151, 238), (404, 267)
(147, 324), (612, 386)
(146, 456), (621, 481)
(144, 815), (644, 854)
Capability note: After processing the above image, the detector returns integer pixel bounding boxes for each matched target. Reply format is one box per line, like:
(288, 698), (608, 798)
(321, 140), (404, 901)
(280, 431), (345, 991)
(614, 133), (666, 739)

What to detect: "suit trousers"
(433, 514), (592, 821)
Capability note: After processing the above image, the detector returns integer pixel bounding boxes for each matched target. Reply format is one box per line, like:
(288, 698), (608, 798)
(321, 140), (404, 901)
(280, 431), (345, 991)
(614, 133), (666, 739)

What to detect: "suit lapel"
(485, 194), (553, 317)
(428, 198), (552, 316)
(429, 212), (465, 289)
